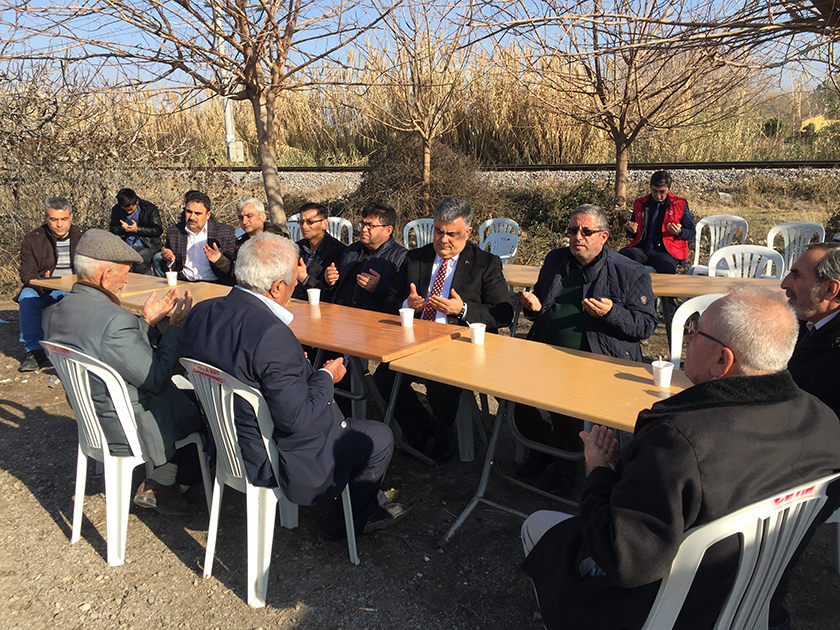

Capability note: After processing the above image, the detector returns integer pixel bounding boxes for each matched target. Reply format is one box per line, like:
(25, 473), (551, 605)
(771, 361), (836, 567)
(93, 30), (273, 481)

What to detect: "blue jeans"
(19, 288), (66, 352)
(151, 251), (168, 277)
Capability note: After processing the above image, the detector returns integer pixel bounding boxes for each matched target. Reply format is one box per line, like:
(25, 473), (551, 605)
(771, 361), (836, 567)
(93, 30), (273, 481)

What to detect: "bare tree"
(352, 0), (475, 210)
(0, 0), (396, 225)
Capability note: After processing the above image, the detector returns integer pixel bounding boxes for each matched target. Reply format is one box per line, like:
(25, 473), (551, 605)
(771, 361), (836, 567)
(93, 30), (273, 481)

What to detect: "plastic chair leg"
(278, 493), (298, 530)
(341, 486), (360, 566)
(245, 485), (278, 608)
(105, 458), (136, 567)
(203, 476), (226, 579)
(71, 445), (88, 544)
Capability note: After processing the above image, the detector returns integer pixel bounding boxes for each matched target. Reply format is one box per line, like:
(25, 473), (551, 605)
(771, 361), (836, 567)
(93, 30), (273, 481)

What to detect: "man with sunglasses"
(291, 202), (347, 300)
(619, 170), (695, 273)
(516, 205), (657, 493)
(521, 289), (840, 630)
(324, 201), (406, 313)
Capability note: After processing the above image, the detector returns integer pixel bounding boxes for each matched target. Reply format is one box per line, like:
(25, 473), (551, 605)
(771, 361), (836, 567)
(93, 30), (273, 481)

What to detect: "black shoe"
(432, 440), (456, 464)
(549, 470), (577, 497)
(363, 502), (411, 534)
(19, 349), (49, 372)
(516, 451), (553, 479)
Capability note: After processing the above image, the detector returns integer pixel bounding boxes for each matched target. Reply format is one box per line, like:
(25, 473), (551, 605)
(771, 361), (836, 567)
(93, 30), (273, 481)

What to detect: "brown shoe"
(133, 479), (198, 516)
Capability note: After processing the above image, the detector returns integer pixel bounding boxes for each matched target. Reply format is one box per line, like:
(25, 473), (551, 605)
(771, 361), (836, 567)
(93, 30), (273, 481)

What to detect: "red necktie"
(422, 258), (449, 321)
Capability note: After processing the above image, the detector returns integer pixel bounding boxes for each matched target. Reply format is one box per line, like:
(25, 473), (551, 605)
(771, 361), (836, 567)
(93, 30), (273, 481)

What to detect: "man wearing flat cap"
(43, 229), (205, 516)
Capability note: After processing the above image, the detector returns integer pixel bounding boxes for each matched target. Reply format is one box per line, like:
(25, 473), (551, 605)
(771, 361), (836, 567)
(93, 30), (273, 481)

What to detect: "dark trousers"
(320, 418), (394, 535)
(130, 247), (157, 275)
(619, 246), (679, 274)
(514, 404), (582, 476)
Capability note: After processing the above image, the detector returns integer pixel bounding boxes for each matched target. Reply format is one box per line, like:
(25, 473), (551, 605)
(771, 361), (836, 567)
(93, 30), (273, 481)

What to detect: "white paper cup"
(307, 288), (321, 305)
(652, 360), (675, 388)
(399, 307), (415, 328)
(469, 322), (486, 345)
(165, 271), (178, 287)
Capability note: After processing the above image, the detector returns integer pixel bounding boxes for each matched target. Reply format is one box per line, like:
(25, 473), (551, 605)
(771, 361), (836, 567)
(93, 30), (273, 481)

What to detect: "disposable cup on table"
(165, 271), (178, 287)
(399, 307), (415, 328)
(652, 360), (675, 388)
(469, 322), (486, 345)
(307, 288), (321, 305)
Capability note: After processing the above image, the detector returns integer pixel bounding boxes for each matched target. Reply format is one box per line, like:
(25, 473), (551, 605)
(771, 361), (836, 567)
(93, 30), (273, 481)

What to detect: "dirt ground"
(1, 298), (839, 630)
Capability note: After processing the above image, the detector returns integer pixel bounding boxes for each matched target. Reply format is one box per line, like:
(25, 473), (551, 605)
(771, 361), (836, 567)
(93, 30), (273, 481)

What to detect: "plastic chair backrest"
(483, 232), (519, 264)
(179, 358), (281, 488)
(669, 293), (727, 367)
(767, 221), (826, 275)
(478, 218), (520, 250)
(641, 473), (840, 630)
(692, 215), (749, 269)
(707, 245), (785, 279)
(286, 213), (301, 243)
(327, 217), (353, 245)
(403, 218), (435, 249)
(41, 341), (144, 460)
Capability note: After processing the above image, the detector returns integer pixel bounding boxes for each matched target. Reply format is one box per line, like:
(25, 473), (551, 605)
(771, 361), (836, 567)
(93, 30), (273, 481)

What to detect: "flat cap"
(75, 229), (144, 264)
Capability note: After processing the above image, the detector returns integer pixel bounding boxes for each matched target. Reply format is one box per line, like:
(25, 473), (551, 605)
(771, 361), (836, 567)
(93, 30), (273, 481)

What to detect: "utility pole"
(211, 0), (245, 162)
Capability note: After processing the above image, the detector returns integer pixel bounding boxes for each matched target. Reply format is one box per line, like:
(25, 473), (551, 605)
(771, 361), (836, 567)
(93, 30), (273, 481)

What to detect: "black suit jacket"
(788, 315), (840, 418)
(292, 232), (347, 300)
(384, 241), (513, 331)
(183, 288), (349, 505)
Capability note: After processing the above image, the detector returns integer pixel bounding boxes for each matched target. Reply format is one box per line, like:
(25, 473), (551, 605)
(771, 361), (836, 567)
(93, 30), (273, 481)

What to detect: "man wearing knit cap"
(43, 229), (205, 516)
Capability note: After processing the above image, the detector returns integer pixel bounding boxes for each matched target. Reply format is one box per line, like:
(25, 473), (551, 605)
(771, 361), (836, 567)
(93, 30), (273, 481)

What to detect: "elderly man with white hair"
(520, 289), (840, 630)
(183, 232), (406, 543)
(43, 229), (203, 516)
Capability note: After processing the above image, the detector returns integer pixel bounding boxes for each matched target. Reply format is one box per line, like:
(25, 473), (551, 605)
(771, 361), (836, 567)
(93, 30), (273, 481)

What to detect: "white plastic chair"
(286, 213), (301, 242)
(327, 217), (353, 245)
(688, 215), (749, 276)
(767, 221), (826, 276)
(180, 358), (359, 608)
(41, 341), (211, 567)
(478, 217), (519, 250)
(707, 245), (785, 279)
(403, 218), (435, 249)
(640, 473), (840, 630)
(483, 232), (519, 264)
(669, 293), (727, 368)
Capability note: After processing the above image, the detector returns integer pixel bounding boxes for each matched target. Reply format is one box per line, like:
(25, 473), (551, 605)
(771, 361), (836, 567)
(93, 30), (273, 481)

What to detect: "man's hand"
(579, 425), (618, 472)
(407, 282), (426, 311)
(582, 297), (613, 318)
(161, 247), (175, 263)
(428, 288), (465, 317)
(296, 258), (308, 283)
(203, 242), (222, 263)
(322, 357), (346, 383)
(43, 270), (51, 278)
(120, 219), (138, 233)
(324, 263), (339, 287)
(626, 221), (638, 235)
(520, 290), (542, 311)
(665, 222), (682, 236)
(169, 290), (193, 328)
(356, 269), (381, 293)
(143, 288), (178, 326)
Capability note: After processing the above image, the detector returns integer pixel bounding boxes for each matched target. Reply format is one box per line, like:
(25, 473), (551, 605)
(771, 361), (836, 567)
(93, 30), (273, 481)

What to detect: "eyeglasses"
(566, 226), (604, 237)
(357, 222), (387, 231)
(300, 218), (326, 226)
(683, 320), (729, 349)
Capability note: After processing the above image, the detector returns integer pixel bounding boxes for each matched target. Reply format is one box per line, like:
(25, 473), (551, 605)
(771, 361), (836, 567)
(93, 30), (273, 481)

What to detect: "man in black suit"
(183, 232), (406, 542)
(377, 197), (513, 461)
(780, 241), (840, 418)
(292, 202), (347, 300)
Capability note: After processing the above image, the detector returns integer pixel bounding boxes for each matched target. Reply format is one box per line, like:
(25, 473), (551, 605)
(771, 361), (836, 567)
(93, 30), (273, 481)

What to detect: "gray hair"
(45, 196), (72, 214)
(570, 205), (609, 232)
(807, 242), (840, 284)
(74, 253), (121, 281)
(236, 198), (266, 215)
(235, 232), (299, 293)
(434, 197), (473, 227)
(706, 288), (798, 374)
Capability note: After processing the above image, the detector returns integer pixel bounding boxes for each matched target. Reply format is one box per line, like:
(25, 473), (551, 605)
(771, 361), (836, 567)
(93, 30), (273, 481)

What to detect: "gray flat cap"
(75, 229), (143, 264)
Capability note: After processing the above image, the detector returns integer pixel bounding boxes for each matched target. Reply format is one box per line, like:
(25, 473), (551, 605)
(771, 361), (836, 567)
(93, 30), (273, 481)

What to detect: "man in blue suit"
(183, 233), (406, 541)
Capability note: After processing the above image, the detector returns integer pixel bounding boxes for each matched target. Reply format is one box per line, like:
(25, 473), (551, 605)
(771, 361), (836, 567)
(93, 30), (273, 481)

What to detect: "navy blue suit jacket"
(183, 287), (348, 505)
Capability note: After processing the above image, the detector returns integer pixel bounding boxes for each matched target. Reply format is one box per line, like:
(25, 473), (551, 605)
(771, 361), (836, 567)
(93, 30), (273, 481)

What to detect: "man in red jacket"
(620, 170), (695, 273)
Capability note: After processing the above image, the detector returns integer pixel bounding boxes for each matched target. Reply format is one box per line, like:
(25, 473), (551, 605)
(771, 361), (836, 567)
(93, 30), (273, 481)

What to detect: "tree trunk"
(614, 137), (630, 209)
(251, 91), (288, 230)
(422, 135), (432, 214)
